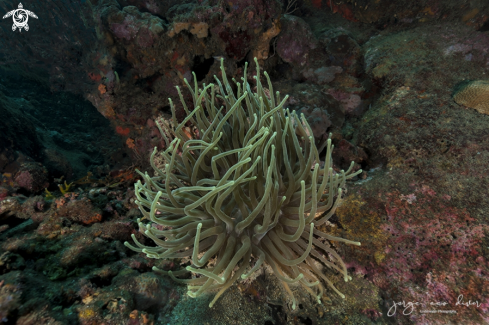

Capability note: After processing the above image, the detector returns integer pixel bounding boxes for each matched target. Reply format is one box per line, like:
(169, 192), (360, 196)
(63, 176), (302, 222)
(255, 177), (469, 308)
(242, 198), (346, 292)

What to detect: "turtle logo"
(2, 3), (38, 32)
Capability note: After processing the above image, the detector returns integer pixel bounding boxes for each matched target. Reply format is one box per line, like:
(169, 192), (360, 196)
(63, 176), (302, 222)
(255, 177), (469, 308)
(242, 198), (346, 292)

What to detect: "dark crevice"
(90, 274), (115, 288)
(478, 20), (489, 32)
(135, 74), (162, 93)
(298, 316), (313, 325)
(268, 303), (287, 324)
(237, 55), (248, 68)
(192, 55), (215, 81)
(159, 105), (172, 114)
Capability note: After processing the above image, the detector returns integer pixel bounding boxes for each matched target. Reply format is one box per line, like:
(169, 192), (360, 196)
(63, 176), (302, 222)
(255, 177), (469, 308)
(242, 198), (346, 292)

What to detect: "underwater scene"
(0, 0), (488, 324)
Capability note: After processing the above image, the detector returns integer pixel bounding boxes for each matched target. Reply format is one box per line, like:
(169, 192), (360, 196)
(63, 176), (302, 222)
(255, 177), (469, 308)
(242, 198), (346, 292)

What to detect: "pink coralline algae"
(218, 29), (252, 60)
(110, 16), (154, 48)
(111, 15), (139, 41)
(0, 188), (8, 202)
(442, 30), (489, 64)
(374, 185), (489, 323)
(109, 7), (163, 49)
(302, 66), (343, 84)
(276, 15), (317, 66)
(136, 27), (154, 48)
(327, 89), (363, 115)
(222, 0), (281, 30)
(13, 163), (49, 193)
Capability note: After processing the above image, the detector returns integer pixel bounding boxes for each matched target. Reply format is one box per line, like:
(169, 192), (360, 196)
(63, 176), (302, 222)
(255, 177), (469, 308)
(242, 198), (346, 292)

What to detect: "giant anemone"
(125, 58), (361, 308)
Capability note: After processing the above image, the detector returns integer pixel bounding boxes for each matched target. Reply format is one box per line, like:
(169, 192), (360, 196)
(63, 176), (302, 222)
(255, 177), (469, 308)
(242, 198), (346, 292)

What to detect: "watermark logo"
(387, 295), (482, 317)
(2, 3), (38, 32)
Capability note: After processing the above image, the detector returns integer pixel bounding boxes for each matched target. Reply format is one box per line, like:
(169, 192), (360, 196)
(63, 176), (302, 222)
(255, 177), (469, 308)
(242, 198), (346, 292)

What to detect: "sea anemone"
(125, 58), (361, 308)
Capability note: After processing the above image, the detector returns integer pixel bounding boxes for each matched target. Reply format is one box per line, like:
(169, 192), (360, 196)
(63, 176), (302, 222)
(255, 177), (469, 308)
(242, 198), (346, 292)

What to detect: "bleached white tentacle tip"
(292, 301), (297, 310)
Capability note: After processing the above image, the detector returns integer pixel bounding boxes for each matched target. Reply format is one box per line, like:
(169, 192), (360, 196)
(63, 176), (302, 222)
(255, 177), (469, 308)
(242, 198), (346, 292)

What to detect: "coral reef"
(1, 0), (489, 323)
(453, 80), (489, 115)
